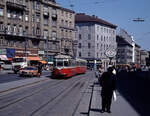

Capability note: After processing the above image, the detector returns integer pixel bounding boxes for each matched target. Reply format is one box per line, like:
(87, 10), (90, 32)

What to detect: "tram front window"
(64, 61), (69, 66)
(57, 61), (63, 67)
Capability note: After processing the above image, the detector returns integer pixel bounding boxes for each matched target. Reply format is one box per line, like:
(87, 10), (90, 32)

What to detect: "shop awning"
(39, 60), (47, 64)
(26, 57), (41, 61)
(0, 55), (8, 60)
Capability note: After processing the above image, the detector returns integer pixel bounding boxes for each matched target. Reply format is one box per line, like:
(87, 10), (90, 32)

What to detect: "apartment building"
(116, 29), (141, 66)
(0, 0), (75, 61)
(75, 13), (117, 70)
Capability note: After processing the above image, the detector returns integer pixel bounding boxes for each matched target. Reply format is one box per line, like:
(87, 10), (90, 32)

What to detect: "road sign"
(105, 49), (116, 58)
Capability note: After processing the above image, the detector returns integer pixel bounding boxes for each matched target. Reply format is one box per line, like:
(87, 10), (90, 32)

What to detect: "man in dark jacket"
(100, 66), (116, 113)
(38, 63), (43, 77)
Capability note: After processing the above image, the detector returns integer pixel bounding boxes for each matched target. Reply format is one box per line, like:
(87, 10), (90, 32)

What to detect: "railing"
(6, 1), (25, 10)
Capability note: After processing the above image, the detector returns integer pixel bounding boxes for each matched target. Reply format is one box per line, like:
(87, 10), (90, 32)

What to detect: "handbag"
(113, 91), (117, 101)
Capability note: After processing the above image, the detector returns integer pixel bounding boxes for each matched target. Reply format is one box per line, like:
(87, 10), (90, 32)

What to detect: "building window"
(0, 8), (4, 16)
(43, 5), (48, 15)
(32, 27), (35, 35)
(36, 1), (40, 10)
(52, 31), (57, 40)
(7, 24), (11, 34)
(25, 0), (29, 8)
(78, 43), (81, 48)
(18, 12), (23, 20)
(88, 34), (91, 40)
(7, 9), (11, 18)
(19, 25), (23, 36)
(79, 34), (81, 39)
(25, 12), (29, 21)
(31, 0), (35, 9)
(13, 11), (17, 18)
(13, 25), (17, 35)
(97, 43), (99, 49)
(88, 52), (90, 57)
(79, 52), (81, 57)
(36, 28), (40, 35)
(52, 19), (56, 26)
(25, 26), (28, 35)
(43, 30), (48, 39)
(44, 18), (48, 25)
(88, 43), (91, 49)
(0, 22), (3, 31)
(97, 35), (99, 40)
(32, 14), (35, 22)
(18, 0), (23, 4)
(36, 13), (40, 22)
(52, 8), (56, 15)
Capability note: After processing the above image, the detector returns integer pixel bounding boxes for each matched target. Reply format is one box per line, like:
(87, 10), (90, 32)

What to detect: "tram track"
(0, 80), (64, 110)
(0, 73), (89, 112)
(29, 76), (87, 116)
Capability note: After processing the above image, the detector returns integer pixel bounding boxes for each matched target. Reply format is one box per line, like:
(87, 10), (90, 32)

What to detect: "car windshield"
(13, 58), (25, 63)
(23, 67), (36, 70)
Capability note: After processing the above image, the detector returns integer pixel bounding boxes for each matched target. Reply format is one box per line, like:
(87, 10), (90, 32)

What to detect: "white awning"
(0, 55), (8, 60)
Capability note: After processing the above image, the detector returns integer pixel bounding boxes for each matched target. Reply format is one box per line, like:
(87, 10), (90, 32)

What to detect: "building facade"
(0, 0), (75, 61)
(116, 29), (141, 66)
(140, 50), (149, 66)
(75, 13), (117, 70)
(116, 35), (133, 64)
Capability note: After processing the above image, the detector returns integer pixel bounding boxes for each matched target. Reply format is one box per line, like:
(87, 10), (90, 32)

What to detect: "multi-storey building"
(75, 13), (117, 70)
(0, 0), (75, 61)
(140, 50), (149, 66)
(116, 35), (133, 64)
(116, 29), (141, 66)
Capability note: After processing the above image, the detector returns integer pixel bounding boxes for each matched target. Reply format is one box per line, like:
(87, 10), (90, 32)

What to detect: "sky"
(56, 0), (150, 50)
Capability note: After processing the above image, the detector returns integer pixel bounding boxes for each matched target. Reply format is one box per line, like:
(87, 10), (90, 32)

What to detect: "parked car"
(19, 66), (40, 77)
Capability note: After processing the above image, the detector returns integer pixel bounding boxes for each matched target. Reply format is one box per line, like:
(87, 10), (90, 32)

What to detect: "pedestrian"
(100, 66), (116, 113)
(38, 62), (43, 77)
(98, 65), (104, 82)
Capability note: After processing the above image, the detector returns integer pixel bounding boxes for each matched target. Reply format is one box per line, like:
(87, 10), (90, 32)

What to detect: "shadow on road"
(117, 71), (150, 116)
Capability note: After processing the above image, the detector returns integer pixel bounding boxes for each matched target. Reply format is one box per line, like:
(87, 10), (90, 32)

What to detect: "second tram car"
(52, 55), (87, 78)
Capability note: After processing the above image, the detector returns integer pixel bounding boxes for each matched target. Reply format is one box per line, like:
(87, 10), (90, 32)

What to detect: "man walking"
(100, 66), (116, 113)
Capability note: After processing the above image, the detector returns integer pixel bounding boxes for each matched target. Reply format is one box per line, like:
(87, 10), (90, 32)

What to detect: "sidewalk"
(89, 79), (139, 116)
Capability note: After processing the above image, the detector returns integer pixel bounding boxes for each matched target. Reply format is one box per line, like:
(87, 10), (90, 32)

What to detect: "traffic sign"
(105, 49), (116, 58)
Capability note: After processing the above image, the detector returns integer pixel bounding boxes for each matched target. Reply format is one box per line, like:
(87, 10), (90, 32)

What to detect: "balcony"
(6, 1), (25, 11)
(52, 14), (57, 20)
(43, 12), (49, 17)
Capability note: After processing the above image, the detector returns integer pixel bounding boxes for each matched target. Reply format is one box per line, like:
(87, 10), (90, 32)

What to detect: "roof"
(116, 35), (133, 47)
(75, 13), (117, 29)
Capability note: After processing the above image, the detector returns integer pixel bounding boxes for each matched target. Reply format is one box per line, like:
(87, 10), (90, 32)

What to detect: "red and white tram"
(52, 55), (87, 78)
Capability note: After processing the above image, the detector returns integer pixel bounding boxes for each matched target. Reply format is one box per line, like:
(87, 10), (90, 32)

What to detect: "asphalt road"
(0, 71), (93, 116)
(0, 70), (51, 84)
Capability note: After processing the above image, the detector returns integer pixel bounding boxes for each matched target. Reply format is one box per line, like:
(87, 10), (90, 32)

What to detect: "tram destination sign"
(105, 49), (116, 58)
